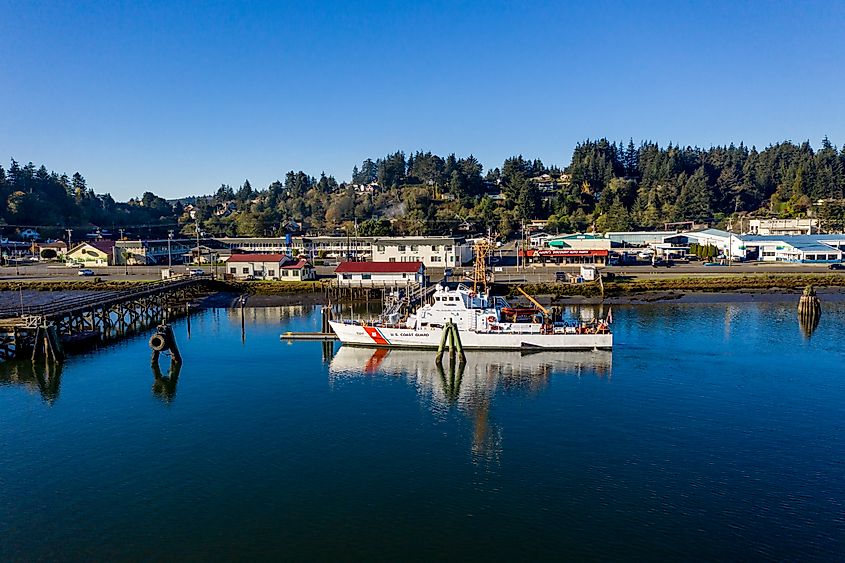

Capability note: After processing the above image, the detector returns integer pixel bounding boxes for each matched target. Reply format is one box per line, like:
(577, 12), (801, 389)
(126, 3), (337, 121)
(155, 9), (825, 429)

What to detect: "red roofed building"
(334, 261), (425, 287)
(226, 253), (315, 281)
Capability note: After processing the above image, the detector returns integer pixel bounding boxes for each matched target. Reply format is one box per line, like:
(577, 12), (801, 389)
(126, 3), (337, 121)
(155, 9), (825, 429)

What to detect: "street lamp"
(167, 230), (173, 269)
(195, 224), (201, 266)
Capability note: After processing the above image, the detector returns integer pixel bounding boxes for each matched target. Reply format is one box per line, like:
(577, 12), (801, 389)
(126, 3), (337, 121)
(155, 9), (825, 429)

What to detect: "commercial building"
(225, 254), (315, 281)
(66, 241), (116, 266)
(547, 233), (612, 251)
(334, 261), (426, 287)
(370, 237), (473, 268)
(604, 231), (677, 246)
(519, 248), (609, 266)
(687, 229), (845, 263)
(115, 239), (194, 265)
(32, 241), (68, 260)
(748, 218), (817, 236)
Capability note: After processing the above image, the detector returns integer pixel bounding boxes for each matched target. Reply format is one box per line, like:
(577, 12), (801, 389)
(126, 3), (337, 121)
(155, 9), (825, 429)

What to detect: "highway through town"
(2, 259), (843, 284)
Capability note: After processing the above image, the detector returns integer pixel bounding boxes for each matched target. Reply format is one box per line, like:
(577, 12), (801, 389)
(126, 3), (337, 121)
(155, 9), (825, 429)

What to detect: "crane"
(516, 287), (549, 316)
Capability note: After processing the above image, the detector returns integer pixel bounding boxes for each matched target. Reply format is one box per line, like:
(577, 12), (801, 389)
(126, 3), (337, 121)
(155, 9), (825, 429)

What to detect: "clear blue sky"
(2, 0), (844, 200)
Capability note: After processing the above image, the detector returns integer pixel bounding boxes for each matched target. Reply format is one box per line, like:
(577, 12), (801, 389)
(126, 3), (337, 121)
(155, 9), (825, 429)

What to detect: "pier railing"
(0, 277), (209, 319)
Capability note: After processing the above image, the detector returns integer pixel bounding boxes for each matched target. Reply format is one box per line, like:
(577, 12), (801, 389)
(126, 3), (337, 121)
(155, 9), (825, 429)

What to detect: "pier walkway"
(0, 277), (211, 360)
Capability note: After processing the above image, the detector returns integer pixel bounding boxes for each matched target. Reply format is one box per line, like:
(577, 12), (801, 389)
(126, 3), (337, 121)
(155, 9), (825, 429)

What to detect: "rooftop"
(226, 253), (289, 263)
(335, 261), (424, 274)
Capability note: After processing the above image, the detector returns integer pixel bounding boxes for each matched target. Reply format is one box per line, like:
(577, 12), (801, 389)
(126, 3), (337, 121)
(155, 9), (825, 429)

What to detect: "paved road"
(2, 260), (843, 284)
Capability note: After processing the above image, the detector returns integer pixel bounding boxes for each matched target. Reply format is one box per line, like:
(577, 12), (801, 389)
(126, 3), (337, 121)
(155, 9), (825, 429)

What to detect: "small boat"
(328, 283), (612, 351)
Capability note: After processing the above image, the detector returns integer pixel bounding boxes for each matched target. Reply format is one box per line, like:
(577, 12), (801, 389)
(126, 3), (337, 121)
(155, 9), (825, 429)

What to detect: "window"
(432, 245), (440, 251)
(377, 245), (385, 252)
(342, 273), (351, 280)
(362, 274), (372, 280)
(230, 267), (236, 274)
(292, 270), (299, 277)
(410, 245), (418, 252)
(431, 256), (442, 262)
(281, 270), (288, 277)
(402, 273), (407, 278)
(445, 245), (452, 252)
(389, 257), (396, 262)
(398, 245), (406, 252)
(242, 267), (249, 274)
(268, 269), (275, 277)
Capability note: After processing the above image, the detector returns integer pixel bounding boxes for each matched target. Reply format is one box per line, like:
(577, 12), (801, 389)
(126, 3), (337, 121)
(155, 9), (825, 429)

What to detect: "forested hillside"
(3, 138), (845, 239)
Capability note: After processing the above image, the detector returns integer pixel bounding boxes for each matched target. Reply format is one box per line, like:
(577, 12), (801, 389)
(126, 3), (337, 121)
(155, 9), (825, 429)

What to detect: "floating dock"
(280, 332), (338, 341)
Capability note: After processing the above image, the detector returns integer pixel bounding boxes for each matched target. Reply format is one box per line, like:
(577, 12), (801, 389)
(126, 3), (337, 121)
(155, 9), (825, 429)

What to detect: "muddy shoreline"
(194, 287), (845, 308)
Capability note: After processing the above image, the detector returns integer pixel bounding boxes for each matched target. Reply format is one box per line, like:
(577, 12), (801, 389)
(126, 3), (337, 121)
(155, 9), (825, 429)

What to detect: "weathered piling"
(797, 285), (821, 337)
(436, 321), (466, 364)
(31, 323), (65, 363)
(321, 305), (333, 333)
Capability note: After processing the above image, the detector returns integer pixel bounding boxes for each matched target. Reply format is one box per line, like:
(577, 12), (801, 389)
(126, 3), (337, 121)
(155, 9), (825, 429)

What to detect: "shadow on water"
(0, 360), (63, 404)
(330, 346), (612, 459)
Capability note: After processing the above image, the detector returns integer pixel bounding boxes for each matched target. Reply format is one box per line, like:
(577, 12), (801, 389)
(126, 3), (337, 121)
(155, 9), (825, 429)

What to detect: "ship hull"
(328, 321), (612, 350)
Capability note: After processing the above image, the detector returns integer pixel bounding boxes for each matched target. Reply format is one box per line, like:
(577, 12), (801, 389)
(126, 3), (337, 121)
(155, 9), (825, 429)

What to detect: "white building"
(226, 253), (315, 280)
(334, 261), (426, 287)
(688, 229), (845, 263)
(604, 231), (677, 246)
(748, 218), (817, 236)
(370, 237), (473, 267)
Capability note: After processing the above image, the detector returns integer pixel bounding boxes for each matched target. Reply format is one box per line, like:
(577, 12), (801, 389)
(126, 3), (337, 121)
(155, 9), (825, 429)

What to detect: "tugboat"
(328, 283), (612, 350)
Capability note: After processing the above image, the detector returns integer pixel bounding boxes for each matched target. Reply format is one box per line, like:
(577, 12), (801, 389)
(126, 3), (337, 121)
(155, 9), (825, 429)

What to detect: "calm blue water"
(1, 301), (843, 560)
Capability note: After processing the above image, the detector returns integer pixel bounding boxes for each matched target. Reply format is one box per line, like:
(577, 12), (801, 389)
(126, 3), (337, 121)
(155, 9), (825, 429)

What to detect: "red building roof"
(227, 253), (288, 263)
(335, 261), (423, 274)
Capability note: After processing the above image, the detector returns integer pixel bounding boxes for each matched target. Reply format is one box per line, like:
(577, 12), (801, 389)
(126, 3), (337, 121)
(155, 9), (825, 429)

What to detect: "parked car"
(555, 271), (567, 282)
(829, 263), (845, 270)
(78, 268), (94, 276)
(443, 268), (453, 277)
(188, 268), (205, 276)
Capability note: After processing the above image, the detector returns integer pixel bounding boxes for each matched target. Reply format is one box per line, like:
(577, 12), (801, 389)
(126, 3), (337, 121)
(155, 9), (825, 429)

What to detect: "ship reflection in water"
(329, 347), (612, 459)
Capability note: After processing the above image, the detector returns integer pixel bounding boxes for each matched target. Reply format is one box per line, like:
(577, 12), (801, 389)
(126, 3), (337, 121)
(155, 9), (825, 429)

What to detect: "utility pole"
(119, 228), (127, 274)
(66, 228), (73, 249)
(521, 218), (526, 271)
(195, 223), (201, 266)
(167, 230), (173, 269)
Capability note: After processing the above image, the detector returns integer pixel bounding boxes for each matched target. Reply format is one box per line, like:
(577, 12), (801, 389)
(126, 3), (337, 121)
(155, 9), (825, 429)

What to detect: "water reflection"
(799, 312), (820, 338)
(330, 347), (612, 459)
(0, 360), (63, 404)
(151, 359), (182, 403)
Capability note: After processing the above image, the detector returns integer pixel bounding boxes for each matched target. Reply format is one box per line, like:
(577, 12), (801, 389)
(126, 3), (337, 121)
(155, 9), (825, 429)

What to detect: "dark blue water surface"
(1, 301), (843, 561)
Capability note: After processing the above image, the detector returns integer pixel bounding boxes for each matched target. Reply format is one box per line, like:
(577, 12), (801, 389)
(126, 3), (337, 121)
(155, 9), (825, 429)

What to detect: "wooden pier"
(0, 278), (211, 361)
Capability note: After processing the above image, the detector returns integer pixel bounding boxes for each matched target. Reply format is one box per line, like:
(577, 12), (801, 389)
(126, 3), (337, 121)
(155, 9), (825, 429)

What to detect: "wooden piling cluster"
(436, 321), (466, 364)
(31, 324), (65, 363)
(798, 285), (821, 337)
(321, 305), (333, 333)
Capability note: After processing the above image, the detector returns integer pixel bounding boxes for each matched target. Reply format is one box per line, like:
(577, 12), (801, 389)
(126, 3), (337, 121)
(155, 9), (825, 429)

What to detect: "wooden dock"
(0, 278), (211, 361)
(280, 332), (338, 341)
